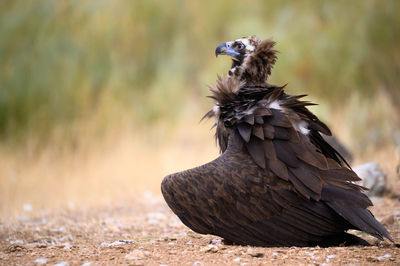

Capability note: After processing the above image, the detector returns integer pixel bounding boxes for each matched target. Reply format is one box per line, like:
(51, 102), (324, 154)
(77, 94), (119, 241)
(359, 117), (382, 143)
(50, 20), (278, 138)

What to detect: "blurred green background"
(1, 0), (400, 217)
(1, 0), (399, 152)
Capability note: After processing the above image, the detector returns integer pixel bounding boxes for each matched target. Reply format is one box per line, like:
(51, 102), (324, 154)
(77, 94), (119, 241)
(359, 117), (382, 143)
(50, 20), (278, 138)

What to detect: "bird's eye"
(234, 42), (245, 50)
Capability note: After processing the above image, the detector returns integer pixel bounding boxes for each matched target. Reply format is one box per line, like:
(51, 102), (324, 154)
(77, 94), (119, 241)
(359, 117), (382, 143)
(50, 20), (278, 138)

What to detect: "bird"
(161, 36), (393, 247)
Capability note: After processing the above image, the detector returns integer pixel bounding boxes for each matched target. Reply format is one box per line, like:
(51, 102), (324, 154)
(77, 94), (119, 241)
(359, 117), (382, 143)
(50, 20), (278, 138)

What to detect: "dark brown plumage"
(161, 36), (393, 246)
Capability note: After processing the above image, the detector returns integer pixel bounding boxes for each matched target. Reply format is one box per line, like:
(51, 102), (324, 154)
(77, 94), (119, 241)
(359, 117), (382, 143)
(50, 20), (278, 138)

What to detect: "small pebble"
(100, 239), (133, 247)
(209, 239), (222, 245)
(377, 253), (391, 261)
(34, 258), (48, 264)
(125, 250), (146, 260)
(249, 252), (264, 258)
(200, 244), (218, 253)
(23, 204), (33, 212)
(54, 262), (69, 266)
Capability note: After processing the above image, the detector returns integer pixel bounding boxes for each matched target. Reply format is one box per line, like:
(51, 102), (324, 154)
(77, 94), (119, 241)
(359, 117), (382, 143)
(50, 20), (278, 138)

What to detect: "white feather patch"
(244, 106), (256, 115)
(229, 66), (237, 75)
(268, 100), (282, 110)
(246, 44), (255, 52)
(213, 105), (220, 124)
(296, 120), (310, 135)
(237, 38), (255, 52)
(239, 38), (249, 45)
(212, 105), (220, 113)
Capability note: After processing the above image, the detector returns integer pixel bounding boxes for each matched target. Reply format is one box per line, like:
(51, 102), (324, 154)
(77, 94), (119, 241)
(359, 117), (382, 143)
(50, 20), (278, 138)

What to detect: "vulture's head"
(215, 36), (260, 63)
(215, 36), (277, 84)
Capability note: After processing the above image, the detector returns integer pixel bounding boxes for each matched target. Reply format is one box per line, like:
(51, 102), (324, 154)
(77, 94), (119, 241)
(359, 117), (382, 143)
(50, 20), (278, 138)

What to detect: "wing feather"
(263, 123), (275, 139)
(252, 124), (264, 139)
(273, 140), (300, 167)
(246, 137), (266, 168)
(237, 123), (252, 142)
(163, 81), (392, 246)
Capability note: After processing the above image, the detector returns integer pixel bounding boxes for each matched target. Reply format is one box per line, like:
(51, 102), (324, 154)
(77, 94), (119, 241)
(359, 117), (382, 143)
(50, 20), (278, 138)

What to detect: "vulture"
(161, 36), (393, 247)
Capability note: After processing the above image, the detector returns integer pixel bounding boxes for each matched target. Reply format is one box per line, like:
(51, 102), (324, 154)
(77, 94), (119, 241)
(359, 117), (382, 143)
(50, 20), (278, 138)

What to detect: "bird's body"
(161, 36), (392, 246)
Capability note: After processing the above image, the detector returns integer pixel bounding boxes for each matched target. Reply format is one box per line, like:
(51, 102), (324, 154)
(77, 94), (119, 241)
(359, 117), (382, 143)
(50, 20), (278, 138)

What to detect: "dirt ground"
(1, 193), (399, 266)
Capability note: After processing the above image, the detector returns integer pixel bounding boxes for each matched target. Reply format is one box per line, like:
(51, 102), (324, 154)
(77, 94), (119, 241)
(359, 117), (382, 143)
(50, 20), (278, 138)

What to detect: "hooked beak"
(215, 42), (240, 58)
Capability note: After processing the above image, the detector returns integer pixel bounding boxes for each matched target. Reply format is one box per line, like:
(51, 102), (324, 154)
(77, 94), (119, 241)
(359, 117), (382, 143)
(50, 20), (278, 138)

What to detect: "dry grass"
(0, 115), (219, 220)
(1, 89), (400, 219)
(1, 114), (399, 221)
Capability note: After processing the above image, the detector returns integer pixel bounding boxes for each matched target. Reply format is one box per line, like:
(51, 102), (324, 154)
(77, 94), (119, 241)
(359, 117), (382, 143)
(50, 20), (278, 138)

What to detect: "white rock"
(125, 250), (145, 260)
(144, 190), (153, 199)
(353, 162), (386, 196)
(52, 227), (66, 233)
(10, 239), (24, 245)
(23, 204), (33, 212)
(210, 239), (222, 245)
(100, 239), (133, 247)
(200, 244), (218, 253)
(377, 253), (391, 261)
(325, 254), (336, 263)
(304, 251), (314, 257)
(34, 258), (48, 264)
(148, 212), (166, 220)
(54, 262), (69, 266)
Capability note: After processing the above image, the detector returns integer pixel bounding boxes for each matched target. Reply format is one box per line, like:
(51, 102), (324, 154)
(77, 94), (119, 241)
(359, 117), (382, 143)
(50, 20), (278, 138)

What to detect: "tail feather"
(322, 185), (393, 242)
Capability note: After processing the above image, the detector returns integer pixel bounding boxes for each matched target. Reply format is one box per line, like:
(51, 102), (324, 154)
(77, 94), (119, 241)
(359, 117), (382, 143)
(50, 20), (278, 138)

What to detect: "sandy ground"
(1, 193), (399, 266)
(1, 123), (400, 265)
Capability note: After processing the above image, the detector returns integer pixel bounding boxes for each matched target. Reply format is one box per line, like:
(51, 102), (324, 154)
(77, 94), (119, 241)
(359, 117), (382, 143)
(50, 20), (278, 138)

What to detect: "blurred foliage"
(0, 0), (399, 150)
